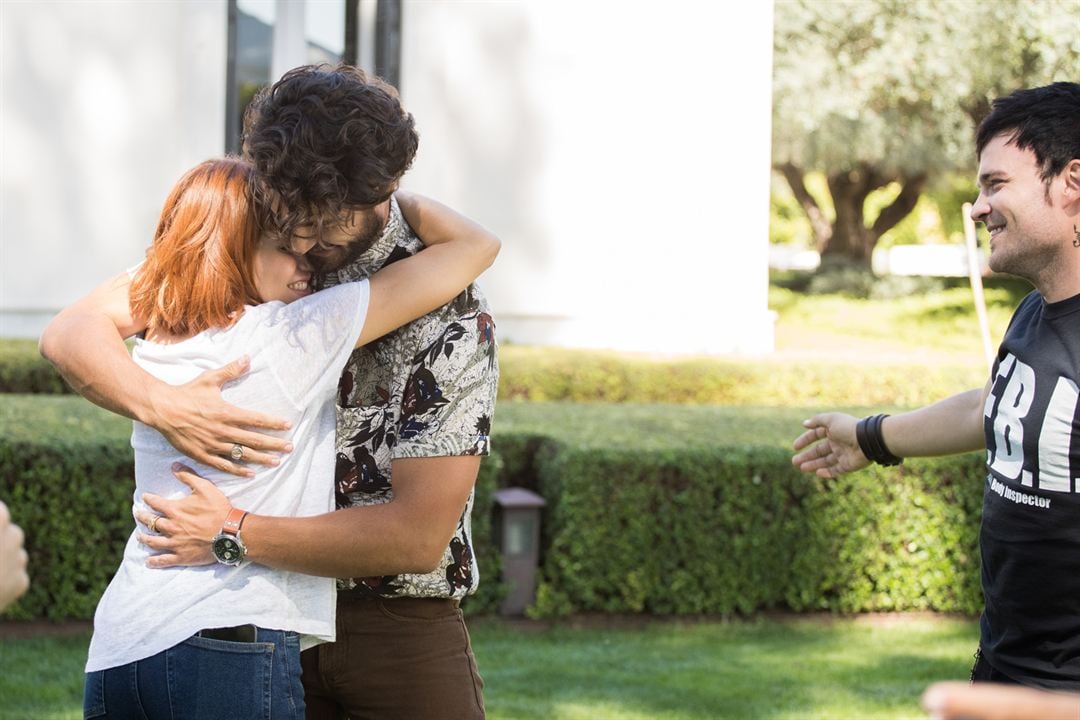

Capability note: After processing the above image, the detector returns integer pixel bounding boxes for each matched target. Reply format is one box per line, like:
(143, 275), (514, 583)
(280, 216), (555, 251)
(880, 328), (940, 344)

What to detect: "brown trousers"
(301, 596), (486, 720)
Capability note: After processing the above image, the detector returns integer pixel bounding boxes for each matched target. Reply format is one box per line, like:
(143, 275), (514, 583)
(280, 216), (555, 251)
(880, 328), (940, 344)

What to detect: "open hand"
(791, 412), (869, 478)
(136, 464), (234, 568)
(147, 356), (293, 477)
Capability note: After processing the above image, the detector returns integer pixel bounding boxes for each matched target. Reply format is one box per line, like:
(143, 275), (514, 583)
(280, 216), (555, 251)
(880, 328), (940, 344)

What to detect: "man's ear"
(1062, 158), (1080, 213)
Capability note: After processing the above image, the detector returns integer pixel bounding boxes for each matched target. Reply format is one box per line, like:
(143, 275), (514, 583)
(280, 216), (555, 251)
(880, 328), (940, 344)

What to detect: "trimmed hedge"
(2, 339), (983, 408)
(0, 396), (133, 620)
(496, 346), (983, 408)
(530, 446), (982, 618)
(0, 339), (71, 394)
(2, 396), (987, 621)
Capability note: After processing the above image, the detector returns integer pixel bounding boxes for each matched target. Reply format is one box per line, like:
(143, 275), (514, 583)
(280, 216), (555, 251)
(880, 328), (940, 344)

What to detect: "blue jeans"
(83, 627), (305, 720)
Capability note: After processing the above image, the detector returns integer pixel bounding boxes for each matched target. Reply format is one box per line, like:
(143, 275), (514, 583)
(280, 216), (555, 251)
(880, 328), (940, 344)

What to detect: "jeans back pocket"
(82, 670), (106, 719)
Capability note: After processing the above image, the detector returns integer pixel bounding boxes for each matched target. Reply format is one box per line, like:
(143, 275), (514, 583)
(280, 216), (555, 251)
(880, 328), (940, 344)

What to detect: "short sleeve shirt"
(319, 197), (499, 599)
(88, 281), (370, 672)
(980, 290), (1080, 687)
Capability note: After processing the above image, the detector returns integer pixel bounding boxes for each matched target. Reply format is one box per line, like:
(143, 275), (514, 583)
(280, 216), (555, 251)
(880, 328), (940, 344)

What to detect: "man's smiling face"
(971, 133), (1062, 282)
(290, 200), (392, 273)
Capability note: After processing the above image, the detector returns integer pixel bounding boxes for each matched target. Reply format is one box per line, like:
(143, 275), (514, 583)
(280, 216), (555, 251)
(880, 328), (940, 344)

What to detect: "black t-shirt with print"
(981, 290), (1080, 688)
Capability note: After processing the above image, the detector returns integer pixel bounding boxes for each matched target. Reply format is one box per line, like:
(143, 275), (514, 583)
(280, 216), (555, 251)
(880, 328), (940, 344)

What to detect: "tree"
(772, 0), (1080, 268)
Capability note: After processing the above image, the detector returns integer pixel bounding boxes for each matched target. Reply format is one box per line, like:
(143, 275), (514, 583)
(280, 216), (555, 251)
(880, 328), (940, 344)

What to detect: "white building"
(1, 0), (774, 354)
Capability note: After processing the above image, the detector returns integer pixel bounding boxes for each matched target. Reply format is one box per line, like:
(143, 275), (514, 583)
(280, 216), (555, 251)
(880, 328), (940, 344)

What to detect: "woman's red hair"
(130, 158), (263, 337)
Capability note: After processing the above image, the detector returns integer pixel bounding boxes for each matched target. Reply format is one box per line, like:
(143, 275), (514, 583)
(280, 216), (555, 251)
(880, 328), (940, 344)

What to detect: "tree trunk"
(821, 166), (878, 268)
(778, 164), (929, 271)
(778, 163), (833, 250)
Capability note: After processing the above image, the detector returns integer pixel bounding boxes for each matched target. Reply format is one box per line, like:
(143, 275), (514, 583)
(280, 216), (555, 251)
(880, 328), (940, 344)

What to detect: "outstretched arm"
(792, 381), (990, 478)
(39, 273), (292, 476)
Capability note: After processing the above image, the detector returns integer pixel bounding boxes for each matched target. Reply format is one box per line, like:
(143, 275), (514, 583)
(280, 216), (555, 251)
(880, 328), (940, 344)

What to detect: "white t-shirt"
(86, 281), (370, 672)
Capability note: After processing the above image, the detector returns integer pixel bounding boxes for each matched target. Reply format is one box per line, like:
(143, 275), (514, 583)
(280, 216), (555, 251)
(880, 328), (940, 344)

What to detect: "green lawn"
(3, 393), (858, 452)
(0, 616), (976, 720)
(769, 284), (1021, 367)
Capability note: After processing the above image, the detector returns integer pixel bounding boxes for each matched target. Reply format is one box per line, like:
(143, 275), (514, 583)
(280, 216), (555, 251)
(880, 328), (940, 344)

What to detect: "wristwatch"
(211, 507), (249, 566)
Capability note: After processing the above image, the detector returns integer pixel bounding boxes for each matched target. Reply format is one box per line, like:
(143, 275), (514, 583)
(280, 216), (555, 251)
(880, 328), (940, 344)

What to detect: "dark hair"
(242, 64), (419, 239)
(976, 82), (1080, 185)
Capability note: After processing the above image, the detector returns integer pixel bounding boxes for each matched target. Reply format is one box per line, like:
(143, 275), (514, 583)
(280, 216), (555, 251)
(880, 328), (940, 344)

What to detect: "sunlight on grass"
(0, 617), (976, 720)
(770, 285), (1019, 365)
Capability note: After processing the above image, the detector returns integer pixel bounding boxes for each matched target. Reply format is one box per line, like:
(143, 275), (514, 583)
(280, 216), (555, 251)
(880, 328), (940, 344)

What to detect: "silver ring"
(147, 515), (161, 534)
(230, 444), (245, 462)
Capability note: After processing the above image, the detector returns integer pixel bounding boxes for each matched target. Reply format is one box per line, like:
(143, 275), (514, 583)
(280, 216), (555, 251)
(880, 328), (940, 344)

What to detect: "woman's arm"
(354, 193), (500, 348)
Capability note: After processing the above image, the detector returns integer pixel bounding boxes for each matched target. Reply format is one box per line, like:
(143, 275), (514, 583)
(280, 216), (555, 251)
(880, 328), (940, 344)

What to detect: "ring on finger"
(230, 443), (246, 462)
(147, 514), (161, 534)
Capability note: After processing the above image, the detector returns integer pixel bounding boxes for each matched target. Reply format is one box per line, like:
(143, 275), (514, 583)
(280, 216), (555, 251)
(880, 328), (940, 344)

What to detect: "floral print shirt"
(318, 197), (498, 599)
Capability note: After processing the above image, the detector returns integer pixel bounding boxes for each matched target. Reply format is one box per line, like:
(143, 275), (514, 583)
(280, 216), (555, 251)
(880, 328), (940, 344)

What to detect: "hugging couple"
(41, 64), (498, 720)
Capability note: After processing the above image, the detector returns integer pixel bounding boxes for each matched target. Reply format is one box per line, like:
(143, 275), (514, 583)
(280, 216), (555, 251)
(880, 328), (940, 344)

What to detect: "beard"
(309, 209), (389, 274)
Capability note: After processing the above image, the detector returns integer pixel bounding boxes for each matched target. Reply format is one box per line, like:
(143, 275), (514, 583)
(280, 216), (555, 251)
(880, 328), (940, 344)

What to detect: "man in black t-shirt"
(793, 82), (1080, 689)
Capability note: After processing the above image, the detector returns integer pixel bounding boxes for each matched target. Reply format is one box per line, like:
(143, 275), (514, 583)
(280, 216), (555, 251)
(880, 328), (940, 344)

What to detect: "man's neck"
(1034, 251), (1080, 303)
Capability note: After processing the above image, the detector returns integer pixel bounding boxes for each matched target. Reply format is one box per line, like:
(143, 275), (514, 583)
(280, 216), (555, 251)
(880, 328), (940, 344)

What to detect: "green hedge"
(0, 396), (133, 620)
(2, 339), (983, 408)
(1, 396), (987, 621)
(496, 346), (983, 408)
(530, 446), (982, 617)
(0, 339), (71, 394)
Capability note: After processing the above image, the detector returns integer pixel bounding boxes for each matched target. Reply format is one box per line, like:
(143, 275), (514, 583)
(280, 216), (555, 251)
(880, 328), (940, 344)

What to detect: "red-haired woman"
(80, 158), (498, 720)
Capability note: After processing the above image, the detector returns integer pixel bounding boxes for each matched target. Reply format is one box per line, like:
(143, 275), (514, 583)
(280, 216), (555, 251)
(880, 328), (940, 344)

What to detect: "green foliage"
(4, 396), (989, 622)
(530, 446), (983, 618)
(770, 283), (1026, 365)
(0, 339), (70, 394)
(497, 344), (983, 409)
(773, 0), (1080, 177)
(770, 173), (814, 247)
(772, 0), (1080, 262)
(0, 397), (133, 620)
(498, 347), (989, 414)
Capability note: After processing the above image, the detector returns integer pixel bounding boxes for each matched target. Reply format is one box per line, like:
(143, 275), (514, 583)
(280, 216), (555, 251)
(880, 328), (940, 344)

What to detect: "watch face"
(212, 535), (244, 565)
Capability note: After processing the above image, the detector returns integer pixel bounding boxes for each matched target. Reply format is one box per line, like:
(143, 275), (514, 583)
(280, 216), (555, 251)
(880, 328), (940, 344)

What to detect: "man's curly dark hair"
(241, 64), (419, 240)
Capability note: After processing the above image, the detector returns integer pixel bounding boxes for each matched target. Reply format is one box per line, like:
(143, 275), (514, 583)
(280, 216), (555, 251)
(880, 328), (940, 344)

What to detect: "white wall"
(399, 0), (775, 354)
(1, 0), (775, 355)
(0, 0), (228, 336)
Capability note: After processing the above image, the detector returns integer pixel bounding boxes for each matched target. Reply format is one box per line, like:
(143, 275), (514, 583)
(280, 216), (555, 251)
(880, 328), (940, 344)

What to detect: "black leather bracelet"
(855, 415), (875, 460)
(857, 414), (903, 466)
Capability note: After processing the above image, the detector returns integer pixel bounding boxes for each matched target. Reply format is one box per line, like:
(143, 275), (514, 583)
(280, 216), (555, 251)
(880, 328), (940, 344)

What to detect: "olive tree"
(772, 0), (1080, 267)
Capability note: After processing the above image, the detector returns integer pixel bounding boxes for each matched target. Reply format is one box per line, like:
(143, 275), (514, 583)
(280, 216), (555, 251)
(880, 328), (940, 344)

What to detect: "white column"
(271, 0), (308, 82)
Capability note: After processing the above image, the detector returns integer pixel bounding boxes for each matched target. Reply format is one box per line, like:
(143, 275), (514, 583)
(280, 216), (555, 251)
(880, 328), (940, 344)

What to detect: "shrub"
(2, 396), (988, 622)
(530, 445), (983, 618)
(1, 338), (985, 407)
(0, 339), (70, 394)
(496, 347), (983, 408)
(0, 396), (132, 620)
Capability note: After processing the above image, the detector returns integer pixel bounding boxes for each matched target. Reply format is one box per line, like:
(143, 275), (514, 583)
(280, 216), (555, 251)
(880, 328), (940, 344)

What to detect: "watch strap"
(221, 507), (249, 537)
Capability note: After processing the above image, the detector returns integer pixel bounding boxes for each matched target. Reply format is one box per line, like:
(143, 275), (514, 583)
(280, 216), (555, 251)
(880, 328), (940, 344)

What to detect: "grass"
(0, 615), (977, 720)
(2, 393), (875, 455)
(769, 284), (1020, 366)
(0, 631), (90, 720)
